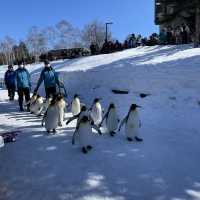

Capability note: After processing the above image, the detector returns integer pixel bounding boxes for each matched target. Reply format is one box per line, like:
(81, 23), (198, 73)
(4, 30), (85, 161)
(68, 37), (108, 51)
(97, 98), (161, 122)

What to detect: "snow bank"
(1, 45), (200, 200)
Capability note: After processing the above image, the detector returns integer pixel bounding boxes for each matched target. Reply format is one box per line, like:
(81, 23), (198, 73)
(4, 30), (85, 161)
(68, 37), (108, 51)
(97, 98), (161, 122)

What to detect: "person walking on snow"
(4, 65), (16, 101)
(34, 60), (61, 98)
(15, 61), (31, 111)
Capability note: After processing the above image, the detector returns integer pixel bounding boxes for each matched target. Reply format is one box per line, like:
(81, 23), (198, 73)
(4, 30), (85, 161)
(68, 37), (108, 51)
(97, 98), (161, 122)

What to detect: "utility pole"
(105, 22), (113, 42)
(194, 0), (200, 47)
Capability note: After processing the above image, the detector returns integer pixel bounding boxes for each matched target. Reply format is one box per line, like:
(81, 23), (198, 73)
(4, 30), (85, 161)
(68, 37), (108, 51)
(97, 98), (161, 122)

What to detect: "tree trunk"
(194, 0), (200, 47)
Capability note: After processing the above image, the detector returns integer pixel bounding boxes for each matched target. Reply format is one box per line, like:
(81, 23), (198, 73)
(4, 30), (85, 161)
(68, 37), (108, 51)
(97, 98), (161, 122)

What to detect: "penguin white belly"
(32, 98), (44, 115)
(91, 104), (102, 125)
(125, 112), (140, 138)
(58, 101), (66, 125)
(30, 102), (36, 112)
(72, 99), (81, 116)
(78, 123), (92, 147)
(45, 106), (59, 130)
(106, 111), (118, 132)
(43, 100), (51, 113)
(34, 103), (43, 115)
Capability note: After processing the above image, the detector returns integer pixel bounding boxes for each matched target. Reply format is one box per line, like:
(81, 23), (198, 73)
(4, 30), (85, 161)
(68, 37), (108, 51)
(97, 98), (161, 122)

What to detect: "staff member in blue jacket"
(4, 65), (16, 101)
(34, 60), (60, 98)
(15, 61), (31, 111)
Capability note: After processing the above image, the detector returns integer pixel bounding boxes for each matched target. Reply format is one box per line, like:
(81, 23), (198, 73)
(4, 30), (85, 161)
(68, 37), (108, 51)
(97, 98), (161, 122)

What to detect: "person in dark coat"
(114, 40), (122, 51)
(4, 65), (16, 101)
(34, 60), (61, 98)
(90, 43), (97, 55)
(123, 40), (129, 49)
(15, 61), (31, 111)
(181, 25), (188, 44)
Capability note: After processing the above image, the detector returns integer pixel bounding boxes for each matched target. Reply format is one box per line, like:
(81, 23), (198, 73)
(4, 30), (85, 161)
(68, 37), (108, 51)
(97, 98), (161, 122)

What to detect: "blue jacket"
(4, 70), (16, 87)
(15, 68), (31, 89)
(35, 66), (60, 91)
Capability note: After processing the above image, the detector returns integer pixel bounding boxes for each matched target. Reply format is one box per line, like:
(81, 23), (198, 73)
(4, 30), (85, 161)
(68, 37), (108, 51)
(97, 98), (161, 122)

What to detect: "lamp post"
(105, 22), (113, 42)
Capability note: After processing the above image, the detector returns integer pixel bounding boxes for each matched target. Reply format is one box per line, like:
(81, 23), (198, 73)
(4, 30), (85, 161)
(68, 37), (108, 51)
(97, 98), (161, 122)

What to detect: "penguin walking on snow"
(66, 106), (102, 135)
(72, 115), (93, 154)
(42, 96), (59, 134)
(32, 95), (44, 116)
(90, 98), (103, 126)
(29, 94), (38, 113)
(56, 94), (67, 127)
(71, 94), (81, 116)
(100, 103), (120, 137)
(42, 97), (52, 114)
(118, 104), (143, 142)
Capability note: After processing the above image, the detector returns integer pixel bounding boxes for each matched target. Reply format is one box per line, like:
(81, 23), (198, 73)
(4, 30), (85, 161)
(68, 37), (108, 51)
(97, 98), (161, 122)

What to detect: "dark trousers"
(45, 87), (57, 98)
(7, 85), (15, 100)
(18, 88), (30, 110)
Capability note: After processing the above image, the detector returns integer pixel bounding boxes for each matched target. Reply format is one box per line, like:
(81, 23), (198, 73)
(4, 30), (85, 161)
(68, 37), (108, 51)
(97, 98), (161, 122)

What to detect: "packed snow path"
(1, 45), (200, 200)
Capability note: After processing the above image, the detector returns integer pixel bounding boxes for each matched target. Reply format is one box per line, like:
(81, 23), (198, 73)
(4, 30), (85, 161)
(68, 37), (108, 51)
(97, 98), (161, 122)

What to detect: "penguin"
(66, 105), (102, 135)
(90, 98), (103, 126)
(29, 94), (38, 113)
(100, 103), (120, 137)
(56, 94), (67, 127)
(66, 105), (87, 125)
(118, 104), (143, 142)
(43, 96), (60, 134)
(71, 94), (81, 116)
(72, 115), (93, 154)
(32, 95), (44, 116)
(42, 97), (52, 114)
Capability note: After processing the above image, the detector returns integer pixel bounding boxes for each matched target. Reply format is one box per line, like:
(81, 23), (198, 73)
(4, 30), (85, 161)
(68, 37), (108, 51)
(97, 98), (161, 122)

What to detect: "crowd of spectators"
(90, 24), (192, 55)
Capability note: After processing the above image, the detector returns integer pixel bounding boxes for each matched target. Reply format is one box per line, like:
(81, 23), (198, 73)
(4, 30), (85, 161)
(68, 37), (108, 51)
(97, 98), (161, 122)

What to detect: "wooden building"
(155, 0), (200, 46)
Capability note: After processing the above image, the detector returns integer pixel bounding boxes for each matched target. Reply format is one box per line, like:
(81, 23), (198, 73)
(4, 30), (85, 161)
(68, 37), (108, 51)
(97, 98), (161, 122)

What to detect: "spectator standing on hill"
(128, 34), (136, 48)
(34, 60), (61, 98)
(123, 40), (129, 49)
(4, 65), (16, 101)
(181, 25), (189, 44)
(15, 61), (31, 111)
(159, 29), (167, 45)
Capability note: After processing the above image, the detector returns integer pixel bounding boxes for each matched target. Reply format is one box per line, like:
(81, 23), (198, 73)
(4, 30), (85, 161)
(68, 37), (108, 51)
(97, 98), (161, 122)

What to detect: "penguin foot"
(135, 136), (143, 142)
(87, 145), (93, 151)
(110, 132), (115, 137)
(53, 129), (57, 134)
(82, 147), (88, 154)
(127, 137), (133, 142)
(47, 130), (50, 134)
(58, 122), (62, 127)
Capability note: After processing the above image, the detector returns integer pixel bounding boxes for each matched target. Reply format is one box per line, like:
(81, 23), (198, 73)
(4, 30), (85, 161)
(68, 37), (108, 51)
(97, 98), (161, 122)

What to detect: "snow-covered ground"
(1, 45), (200, 200)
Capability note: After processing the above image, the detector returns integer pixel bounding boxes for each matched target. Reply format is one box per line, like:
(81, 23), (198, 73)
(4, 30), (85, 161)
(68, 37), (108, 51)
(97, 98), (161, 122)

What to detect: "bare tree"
(81, 20), (112, 48)
(0, 36), (16, 64)
(26, 26), (47, 61)
(54, 20), (81, 49)
(44, 26), (57, 49)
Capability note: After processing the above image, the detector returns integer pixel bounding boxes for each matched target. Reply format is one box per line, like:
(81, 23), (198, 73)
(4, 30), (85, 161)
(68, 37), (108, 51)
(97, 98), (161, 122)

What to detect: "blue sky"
(0, 0), (158, 42)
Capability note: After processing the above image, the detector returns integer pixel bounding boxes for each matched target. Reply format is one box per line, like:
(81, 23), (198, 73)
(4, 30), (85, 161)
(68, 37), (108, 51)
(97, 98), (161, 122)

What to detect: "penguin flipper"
(118, 117), (126, 131)
(91, 124), (102, 135)
(72, 129), (78, 145)
(100, 111), (109, 127)
(66, 115), (79, 125)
